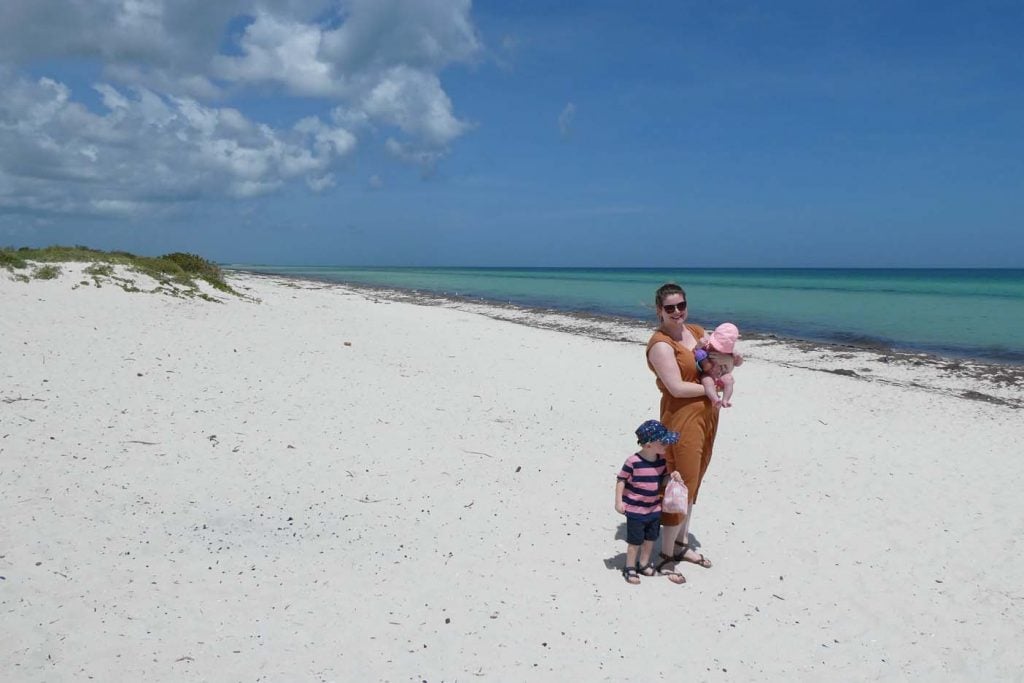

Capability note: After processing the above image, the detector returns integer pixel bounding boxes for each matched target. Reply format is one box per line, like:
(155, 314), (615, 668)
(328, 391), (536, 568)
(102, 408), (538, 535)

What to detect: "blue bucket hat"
(635, 419), (679, 445)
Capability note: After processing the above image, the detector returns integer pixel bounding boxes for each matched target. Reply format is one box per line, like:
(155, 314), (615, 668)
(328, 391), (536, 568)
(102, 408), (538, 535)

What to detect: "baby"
(695, 322), (741, 408)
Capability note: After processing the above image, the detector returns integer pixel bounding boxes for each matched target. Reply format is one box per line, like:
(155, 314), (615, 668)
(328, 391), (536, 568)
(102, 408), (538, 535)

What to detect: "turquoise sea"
(233, 266), (1024, 364)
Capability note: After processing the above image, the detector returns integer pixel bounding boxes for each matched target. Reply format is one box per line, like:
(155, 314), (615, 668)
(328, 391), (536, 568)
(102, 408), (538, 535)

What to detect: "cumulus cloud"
(355, 66), (470, 147)
(214, 1), (478, 158)
(212, 11), (339, 97)
(0, 0), (481, 219)
(0, 1), (242, 89)
(0, 72), (355, 217)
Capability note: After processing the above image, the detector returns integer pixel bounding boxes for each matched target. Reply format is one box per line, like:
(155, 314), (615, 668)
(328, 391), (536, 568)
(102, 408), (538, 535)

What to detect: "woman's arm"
(648, 341), (707, 399)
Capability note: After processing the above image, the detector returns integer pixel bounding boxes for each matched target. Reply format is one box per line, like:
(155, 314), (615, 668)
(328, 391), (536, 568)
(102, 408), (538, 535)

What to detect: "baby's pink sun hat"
(708, 322), (740, 354)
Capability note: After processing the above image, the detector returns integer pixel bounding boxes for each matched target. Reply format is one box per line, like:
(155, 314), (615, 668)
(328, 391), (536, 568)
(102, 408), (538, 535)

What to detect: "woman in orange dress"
(647, 283), (736, 581)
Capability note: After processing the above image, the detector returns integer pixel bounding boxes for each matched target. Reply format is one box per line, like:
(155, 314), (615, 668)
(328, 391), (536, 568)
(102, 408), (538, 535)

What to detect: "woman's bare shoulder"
(646, 329), (669, 347)
(647, 338), (676, 360)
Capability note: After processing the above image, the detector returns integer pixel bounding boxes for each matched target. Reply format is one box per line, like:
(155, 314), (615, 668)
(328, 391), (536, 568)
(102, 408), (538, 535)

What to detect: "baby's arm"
(614, 478), (626, 515)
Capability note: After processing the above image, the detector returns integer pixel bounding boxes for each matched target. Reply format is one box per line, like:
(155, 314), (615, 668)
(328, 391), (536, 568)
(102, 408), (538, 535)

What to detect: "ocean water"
(233, 266), (1024, 364)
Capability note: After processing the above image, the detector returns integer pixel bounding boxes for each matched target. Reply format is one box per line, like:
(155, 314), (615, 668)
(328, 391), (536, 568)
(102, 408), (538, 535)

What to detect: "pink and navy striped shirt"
(617, 453), (666, 517)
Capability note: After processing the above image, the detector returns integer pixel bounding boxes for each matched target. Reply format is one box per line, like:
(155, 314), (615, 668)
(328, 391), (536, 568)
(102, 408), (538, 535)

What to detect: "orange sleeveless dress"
(646, 324), (720, 526)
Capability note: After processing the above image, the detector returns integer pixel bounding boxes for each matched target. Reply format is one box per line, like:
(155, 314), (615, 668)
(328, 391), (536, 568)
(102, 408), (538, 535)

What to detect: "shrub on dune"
(2, 245), (238, 298)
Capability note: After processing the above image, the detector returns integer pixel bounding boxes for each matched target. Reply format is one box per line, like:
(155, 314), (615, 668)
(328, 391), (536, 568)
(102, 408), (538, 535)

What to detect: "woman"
(647, 283), (733, 582)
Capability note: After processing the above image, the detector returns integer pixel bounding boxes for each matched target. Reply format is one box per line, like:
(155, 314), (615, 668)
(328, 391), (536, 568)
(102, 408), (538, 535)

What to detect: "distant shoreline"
(228, 267), (1024, 366)
(225, 264), (1024, 272)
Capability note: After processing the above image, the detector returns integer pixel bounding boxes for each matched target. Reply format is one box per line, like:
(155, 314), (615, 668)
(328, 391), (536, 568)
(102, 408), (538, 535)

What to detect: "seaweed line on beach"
(234, 271), (1024, 410)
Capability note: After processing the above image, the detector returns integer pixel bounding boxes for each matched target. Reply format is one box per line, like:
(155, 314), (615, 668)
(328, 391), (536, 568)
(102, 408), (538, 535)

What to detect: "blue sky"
(1, 0), (1021, 267)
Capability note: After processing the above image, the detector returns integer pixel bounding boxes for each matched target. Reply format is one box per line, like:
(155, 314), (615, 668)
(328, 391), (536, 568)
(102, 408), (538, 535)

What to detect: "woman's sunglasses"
(662, 302), (687, 314)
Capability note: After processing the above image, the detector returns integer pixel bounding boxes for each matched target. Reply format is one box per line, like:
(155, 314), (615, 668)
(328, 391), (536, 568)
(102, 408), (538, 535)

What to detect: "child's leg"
(626, 542), (639, 569)
(624, 543), (641, 583)
(719, 373), (735, 407)
(639, 516), (660, 570)
(623, 516), (642, 583)
(701, 375), (721, 405)
(638, 539), (655, 572)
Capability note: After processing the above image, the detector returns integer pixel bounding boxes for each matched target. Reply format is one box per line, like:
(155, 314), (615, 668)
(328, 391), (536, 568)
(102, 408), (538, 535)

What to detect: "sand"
(2, 265), (1022, 682)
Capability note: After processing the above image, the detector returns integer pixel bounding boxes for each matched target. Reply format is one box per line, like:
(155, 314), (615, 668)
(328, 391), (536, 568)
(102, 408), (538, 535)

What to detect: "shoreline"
(233, 269), (1024, 410)
(227, 266), (1024, 366)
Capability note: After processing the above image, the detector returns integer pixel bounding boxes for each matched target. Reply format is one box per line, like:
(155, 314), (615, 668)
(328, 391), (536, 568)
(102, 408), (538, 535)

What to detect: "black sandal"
(638, 562), (656, 577)
(622, 565), (641, 584)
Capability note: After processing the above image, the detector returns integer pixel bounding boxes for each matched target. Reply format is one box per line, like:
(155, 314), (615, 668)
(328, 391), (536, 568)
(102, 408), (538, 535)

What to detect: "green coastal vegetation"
(0, 245), (237, 299)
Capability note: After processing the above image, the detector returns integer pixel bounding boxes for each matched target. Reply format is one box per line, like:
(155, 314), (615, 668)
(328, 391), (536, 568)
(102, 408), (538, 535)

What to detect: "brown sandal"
(655, 553), (686, 585)
(674, 542), (713, 568)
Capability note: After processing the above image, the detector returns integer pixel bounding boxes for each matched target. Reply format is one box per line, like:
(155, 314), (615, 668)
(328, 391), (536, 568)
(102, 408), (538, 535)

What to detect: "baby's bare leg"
(701, 375), (721, 406)
(719, 373), (735, 407)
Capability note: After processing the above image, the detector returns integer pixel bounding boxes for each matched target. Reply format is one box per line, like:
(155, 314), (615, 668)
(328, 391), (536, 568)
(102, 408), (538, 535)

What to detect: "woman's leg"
(675, 502), (713, 567)
(660, 522), (683, 559)
(655, 528), (687, 584)
(660, 410), (715, 570)
(667, 501), (693, 556)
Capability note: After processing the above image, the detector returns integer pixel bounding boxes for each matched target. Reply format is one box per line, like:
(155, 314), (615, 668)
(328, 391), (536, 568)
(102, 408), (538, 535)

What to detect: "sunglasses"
(661, 302), (687, 314)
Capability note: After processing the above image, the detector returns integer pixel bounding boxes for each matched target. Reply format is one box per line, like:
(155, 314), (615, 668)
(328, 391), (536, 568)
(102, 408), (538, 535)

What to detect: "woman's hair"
(655, 282), (686, 309)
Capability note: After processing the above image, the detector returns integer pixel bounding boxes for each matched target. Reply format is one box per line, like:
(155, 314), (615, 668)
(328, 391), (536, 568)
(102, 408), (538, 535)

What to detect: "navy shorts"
(625, 512), (661, 545)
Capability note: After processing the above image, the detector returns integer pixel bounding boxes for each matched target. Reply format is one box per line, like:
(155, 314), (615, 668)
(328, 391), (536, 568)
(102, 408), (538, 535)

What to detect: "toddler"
(615, 420), (685, 585)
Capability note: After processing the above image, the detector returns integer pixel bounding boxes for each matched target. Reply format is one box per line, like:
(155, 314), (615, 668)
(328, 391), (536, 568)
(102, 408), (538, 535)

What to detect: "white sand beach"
(2, 266), (1022, 682)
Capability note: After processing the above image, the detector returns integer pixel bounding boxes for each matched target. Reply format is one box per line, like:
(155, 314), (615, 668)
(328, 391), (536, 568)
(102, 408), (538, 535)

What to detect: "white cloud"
(307, 173), (336, 192)
(212, 11), (338, 97)
(357, 66), (469, 147)
(214, 1), (480, 162)
(559, 102), (576, 138)
(0, 73), (355, 216)
(90, 199), (149, 217)
(0, 1), (242, 83)
(0, 0), (482, 220)
(294, 116), (358, 157)
(319, 0), (479, 72)
(385, 138), (444, 171)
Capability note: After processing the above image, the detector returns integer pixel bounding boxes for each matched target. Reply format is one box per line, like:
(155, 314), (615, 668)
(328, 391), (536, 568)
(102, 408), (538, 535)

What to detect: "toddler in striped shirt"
(615, 420), (685, 585)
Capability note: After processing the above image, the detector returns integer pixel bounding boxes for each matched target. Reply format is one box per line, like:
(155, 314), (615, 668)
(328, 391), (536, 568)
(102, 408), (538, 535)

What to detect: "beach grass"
(31, 264), (62, 280)
(0, 245), (237, 296)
